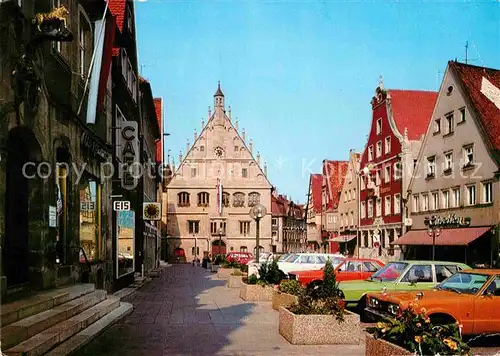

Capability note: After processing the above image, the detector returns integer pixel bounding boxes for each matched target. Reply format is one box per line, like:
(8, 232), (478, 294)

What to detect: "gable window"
(422, 194), (429, 211)
(376, 198), (382, 217)
(385, 136), (391, 154)
(376, 118), (382, 135)
(197, 192), (209, 207)
(394, 194), (401, 214)
(200, 146), (205, 152)
(453, 187), (461, 207)
(78, 8), (92, 79)
(483, 182), (493, 204)
(445, 112), (454, 135)
(248, 192), (261, 207)
(239, 221), (251, 235)
(375, 171), (381, 186)
(368, 146), (374, 161)
(384, 166), (391, 183)
(188, 220), (200, 234)
(367, 200), (373, 218)
(393, 162), (402, 180)
(444, 151), (453, 173)
(177, 192), (190, 207)
(432, 191), (439, 210)
(413, 195), (420, 213)
(467, 184), (476, 205)
(384, 195), (391, 216)
(376, 141), (382, 158)
(222, 192), (230, 207)
(459, 107), (466, 123)
(233, 192), (245, 207)
(361, 202), (366, 219)
(434, 118), (441, 134)
(442, 190), (450, 209)
(234, 145), (238, 152)
(427, 156), (436, 178)
(463, 145), (474, 167)
(242, 168), (248, 178)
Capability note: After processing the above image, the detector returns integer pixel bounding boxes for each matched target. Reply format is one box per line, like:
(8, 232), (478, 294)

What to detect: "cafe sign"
(120, 121), (139, 190)
(424, 214), (471, 229)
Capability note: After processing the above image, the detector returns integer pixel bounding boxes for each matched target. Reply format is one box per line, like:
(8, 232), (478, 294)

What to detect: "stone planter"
(239, 283), (274, 301)
(279, 307), (360, 345)
(272, 290), (298, 311)
(217, 268), (236, 279)
(365, 334), (412, 356)
(211, 264), (220, 273)
(227, 274), (244, 288)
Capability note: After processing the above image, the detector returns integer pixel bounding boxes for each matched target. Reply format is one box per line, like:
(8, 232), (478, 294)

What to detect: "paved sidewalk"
(74, 264), (365, 356)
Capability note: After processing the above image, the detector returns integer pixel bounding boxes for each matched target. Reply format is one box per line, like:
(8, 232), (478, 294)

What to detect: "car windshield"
(436, 272), (490, 295)
(369, 262), (408, 282)
(278, 254), (291, 261)
(284, 254), (299, 263)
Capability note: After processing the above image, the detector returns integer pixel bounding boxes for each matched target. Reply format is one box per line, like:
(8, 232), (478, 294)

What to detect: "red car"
(226, 252), (253, 265)
(288, 258), (385, 286)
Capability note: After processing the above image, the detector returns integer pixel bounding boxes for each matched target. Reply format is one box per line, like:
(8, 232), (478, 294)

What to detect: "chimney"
(228, 105), (231, 120)
(194, 129), (197, 142)
(257, 151), (260, 165)
(249, 139), (253, 154)
(242, 128), (246, 142)
(235, 118), (239, 131)
(208, 106), (212, 120)
(201, 118), (205, 130)
(264, 161), (268, 176)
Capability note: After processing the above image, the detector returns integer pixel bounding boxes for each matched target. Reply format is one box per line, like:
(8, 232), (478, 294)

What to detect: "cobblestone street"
(74, 265), (365, 356)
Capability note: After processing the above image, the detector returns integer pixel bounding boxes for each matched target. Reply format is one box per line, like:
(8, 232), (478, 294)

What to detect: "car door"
(397, 264), (434, 291)
(299, 255), (317, 271)
(361, 261), (381, 280)
(473, 275), (500, 334)
(338, 260), (362, 281)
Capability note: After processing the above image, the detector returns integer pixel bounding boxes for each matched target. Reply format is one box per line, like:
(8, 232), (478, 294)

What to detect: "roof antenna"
(465, 41), (468, 64)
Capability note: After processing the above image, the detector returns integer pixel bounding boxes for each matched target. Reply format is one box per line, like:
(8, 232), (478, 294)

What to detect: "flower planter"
(272, 290), (298, 311)
(211, 264), (220, 273)
(227, 274), (244, 288)
(279, 307), (360, 345)
(239, 283), (274, 301)
(217, 268), (236, 279)
(365, 334), (412, 356)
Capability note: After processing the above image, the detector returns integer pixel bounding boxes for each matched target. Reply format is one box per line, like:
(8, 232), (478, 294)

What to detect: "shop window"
(117, 210), (135, 277)
(79, 179), (101, 262)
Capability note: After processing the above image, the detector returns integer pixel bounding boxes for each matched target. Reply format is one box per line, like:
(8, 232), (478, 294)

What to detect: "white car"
(277, 253), (346, 275)
(247, 252), (276, 277)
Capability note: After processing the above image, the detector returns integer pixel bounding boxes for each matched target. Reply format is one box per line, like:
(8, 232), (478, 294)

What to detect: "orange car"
(365, 269), (500, 335)
(288, 258), (385, 286)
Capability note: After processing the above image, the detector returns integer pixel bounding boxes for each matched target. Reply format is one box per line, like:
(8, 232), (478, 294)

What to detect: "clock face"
(214, 146), (224, 158)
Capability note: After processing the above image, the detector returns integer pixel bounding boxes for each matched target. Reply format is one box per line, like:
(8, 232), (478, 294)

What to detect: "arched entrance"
(3, 127), (43, 287)
(211, 240), (226, 255)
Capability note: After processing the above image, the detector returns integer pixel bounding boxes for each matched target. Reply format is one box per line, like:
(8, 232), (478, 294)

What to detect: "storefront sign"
(380, 186), (391, 194)
(120, 121), (139, 190)
(48, 206), (57, 227)
(81, 132), (108, 160)
(80, 201), (96, 211)
(113, 201), (131, 211)
(425, 214), (471, 228)
(143, 202), (161, 221)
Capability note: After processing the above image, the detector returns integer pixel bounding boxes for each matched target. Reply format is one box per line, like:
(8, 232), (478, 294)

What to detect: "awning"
(330, 235), (357, 243)
(391, 227), (493, 246)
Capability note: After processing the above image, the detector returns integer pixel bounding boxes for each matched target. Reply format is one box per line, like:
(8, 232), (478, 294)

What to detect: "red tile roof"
(322, 160), (349, 210)
(449, 61), (500, 152)
(108, 0), (126, 32)
(309, 174), (323, 213)
(389, 90), (438, 140)
(271, 195), (287, 216)
(154, 98), (163, 163)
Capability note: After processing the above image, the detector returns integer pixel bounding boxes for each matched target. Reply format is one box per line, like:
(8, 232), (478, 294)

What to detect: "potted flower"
(228, 269), (246, 288)
(365, 304), (471, 356)
(272, 279), (304, 311)
(239, 260), (285, 301)
(279, 259), (360, 345)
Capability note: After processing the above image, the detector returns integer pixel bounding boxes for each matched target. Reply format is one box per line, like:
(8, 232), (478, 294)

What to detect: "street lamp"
(250, 204), (267, 263)
(424, 215), (442, 261)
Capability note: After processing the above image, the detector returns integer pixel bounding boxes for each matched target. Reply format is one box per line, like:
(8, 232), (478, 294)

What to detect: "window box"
(425, 173), (435, 180)
(178, 203), (190, 207)
(462, 162), (475, 171)
(443, 168), (452, 176)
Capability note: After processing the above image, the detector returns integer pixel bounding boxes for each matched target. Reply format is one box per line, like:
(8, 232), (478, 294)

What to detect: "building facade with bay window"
(394, 61), (500, 267)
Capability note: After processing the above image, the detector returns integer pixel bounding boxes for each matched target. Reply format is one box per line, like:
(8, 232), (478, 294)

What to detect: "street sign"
(143, 202), (161, 221)
(48, 206), (57, 227)
(113, 201), (131, 211)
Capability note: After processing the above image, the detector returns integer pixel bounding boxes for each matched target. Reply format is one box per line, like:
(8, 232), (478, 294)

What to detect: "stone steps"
(4, 297), (121, 356)
(1, 284), (96, 328)
(1, 290), (107, 350)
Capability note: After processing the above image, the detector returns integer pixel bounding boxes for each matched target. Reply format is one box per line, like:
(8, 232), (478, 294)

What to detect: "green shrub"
(279, 280), (304, 296)
(258, 259), (286, 285)
(246, 274), (258, 285)
(240, 264), (248, 273)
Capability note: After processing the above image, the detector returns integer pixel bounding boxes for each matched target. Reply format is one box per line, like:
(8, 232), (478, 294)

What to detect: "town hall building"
(164, 83), (273, 260)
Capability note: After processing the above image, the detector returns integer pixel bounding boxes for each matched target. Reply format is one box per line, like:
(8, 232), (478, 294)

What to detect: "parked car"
(288, 258), (385, 286)
(365, 269), (500, 335)
(337, 260), (471, 314)
(277, 253), (346, 275)
(226, 252), (253, 265)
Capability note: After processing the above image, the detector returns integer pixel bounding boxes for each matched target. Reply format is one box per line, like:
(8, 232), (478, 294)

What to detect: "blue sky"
(135, 0), (499, 204)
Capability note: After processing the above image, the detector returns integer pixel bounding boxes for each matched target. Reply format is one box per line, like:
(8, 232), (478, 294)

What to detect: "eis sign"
(120, 121), (139, 190)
